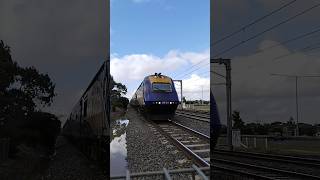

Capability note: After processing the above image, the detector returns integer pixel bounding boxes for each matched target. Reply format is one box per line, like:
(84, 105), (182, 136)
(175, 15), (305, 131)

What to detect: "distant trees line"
(0, 40), (60, 157)
(182, 97), (210, 105)
(219, 110), (320, 136)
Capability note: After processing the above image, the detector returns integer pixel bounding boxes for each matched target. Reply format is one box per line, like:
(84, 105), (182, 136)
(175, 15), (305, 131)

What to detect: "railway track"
(143, 112), (320, 179)
(175, 110), (210, 123)
(147, 119), (211, 167)
(214, 149), (320, 168)
(213, 149), (320, 179)
(213, 157), (320, 180)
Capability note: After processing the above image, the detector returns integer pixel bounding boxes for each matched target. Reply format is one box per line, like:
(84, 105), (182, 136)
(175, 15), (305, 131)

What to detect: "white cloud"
(110, 49), (208, 84)
(181, 74), (210, 100)
(180, 49), (210, 64)
(110, 133), (127, 156)
(111, 49), (210, 100)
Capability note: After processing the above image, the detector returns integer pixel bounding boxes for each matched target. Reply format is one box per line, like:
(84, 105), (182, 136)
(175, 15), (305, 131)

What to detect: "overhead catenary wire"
(213, 2), (320, 58)
(212, 0), (297, 46)
(273, 41), (320, 61)
(176, 3), (319, 80)
(173, 58), (209, 80)
(211, 71), (226, 79)
(175, 62), (210, 79)
(254, 26), (320, 55)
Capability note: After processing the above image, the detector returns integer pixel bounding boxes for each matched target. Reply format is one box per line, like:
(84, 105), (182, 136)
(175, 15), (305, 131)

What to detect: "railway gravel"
(172, 112), (210, 137)
(40, 136), (107, 180)
(126, 107), (193, 174)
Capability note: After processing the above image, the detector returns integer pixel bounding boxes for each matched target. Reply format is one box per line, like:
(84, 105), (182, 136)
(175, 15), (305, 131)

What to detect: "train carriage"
(62, 62), (110, 162)
(130, 73), (179, 120)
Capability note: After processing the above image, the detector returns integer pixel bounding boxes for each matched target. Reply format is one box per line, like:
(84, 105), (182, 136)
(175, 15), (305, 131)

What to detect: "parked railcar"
(211, 91), (221, 149)
(130, 73), (179, 120)
(62, 62), (110, 162)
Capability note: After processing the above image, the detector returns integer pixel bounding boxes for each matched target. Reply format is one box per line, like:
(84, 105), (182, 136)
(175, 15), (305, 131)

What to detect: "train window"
(83, 99), (88, 117)
(152, 83), (172, 92)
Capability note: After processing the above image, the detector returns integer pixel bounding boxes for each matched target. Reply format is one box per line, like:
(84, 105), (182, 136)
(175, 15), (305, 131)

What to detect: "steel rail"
(214, 149), (320, 168)
(213, 158), (320, 179)
(174, 139), (210, 167)
(176, 110), (210, 119)
(212, 165), (276, 180)
(176, 111), (209, 119)
(143, 117), (211, 168)
(153, 121), (210, 167)
(110, 167), (210, 179)
(175, 112), (210, 123)
(170, 121), (210, 140)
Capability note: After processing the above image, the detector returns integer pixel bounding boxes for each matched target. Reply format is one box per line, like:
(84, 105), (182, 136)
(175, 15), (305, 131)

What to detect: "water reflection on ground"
(110, 118), (129, 177)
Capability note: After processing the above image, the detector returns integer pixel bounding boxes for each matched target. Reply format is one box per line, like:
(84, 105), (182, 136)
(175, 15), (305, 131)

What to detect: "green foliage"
(110, 76), (129, 110)
(232, 110), (244, 130)
(0, 40), (59, 156)
(222, 112), (318, 136)
(0, 41), (56, 132)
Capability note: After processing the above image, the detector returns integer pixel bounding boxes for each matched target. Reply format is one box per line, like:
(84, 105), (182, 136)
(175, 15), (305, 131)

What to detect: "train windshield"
(152, 83), (172, 92)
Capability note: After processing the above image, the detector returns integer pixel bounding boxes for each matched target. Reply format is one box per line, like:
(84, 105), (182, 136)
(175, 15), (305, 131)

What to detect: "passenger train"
(62, 62), (110, 162)
(211, 91), (221, 149)
(130, 73), (179, 120)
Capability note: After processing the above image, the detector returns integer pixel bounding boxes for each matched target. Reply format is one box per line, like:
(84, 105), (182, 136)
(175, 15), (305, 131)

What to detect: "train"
(211, 91), (221, 149)
(62, 61), (110, 162)
(130, 73), (179, 120)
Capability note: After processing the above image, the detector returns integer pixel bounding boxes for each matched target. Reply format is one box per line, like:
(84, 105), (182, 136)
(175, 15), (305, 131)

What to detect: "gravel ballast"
(125, 107), (194, 174)
(40, 137), (107, 180)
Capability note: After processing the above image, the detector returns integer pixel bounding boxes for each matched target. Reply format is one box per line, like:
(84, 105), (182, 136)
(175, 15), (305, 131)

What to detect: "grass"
(217, 136), (320, 157)
(182, 104), (210, 112)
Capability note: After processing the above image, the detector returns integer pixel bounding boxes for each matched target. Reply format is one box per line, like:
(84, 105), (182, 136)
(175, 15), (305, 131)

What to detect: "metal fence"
(217, 134), (320, 154)
(111, 165), (210, 180)
(0, 138), (10, 161)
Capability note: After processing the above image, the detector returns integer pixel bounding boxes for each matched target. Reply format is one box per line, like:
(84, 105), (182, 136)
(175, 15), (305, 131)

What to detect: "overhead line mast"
(211, 58), (232, 151)
(270, 73), (320, 136)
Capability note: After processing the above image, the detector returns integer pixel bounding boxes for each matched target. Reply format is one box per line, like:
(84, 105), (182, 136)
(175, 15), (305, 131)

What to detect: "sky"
(110, 0), (210, 101)
(212, 0), (320, 125)
(0, 0), (108, 123)
(2, 0), (318, 126)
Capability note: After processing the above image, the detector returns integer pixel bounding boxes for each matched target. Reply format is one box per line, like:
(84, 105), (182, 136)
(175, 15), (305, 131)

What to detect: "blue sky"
(111, 0), (210, 100)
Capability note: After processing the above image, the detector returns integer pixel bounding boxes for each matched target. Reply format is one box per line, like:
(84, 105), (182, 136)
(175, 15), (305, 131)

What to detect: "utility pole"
(201, 86), (204, 105)
(211, 58), (233, 151)
(271, 73), (320, 136)
(174, 80), (183, 110)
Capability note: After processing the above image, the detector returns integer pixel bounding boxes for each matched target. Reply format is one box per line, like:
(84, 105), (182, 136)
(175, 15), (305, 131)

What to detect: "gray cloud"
(212, 1), (320, 125)
(0, 0), (108, 123)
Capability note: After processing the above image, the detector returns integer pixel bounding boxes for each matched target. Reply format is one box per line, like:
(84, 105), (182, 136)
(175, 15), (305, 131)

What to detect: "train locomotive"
(130, 73), (179, 120)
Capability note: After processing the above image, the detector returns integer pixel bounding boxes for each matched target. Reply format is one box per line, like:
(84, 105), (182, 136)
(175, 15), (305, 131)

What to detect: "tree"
(182, 96), (187, 103)
(1, 41), (56, 130)
(110, 76), (128, 111)
(232, 110), (245, 130)
(0, 40), (58, 156)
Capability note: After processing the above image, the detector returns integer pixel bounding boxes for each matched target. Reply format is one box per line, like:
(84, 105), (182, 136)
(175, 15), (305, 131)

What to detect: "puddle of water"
(110, 118), (129, 177)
